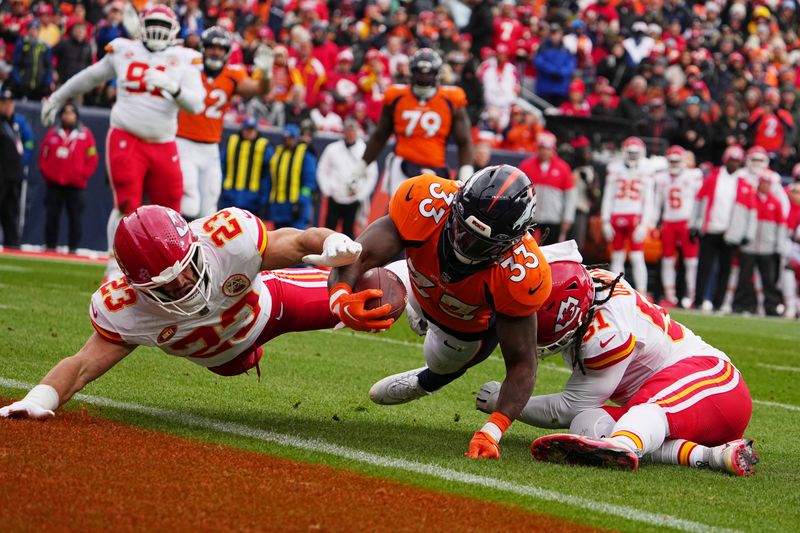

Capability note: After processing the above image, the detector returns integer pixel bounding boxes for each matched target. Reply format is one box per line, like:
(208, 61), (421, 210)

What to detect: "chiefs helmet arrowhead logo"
(554, 296), (580, 334)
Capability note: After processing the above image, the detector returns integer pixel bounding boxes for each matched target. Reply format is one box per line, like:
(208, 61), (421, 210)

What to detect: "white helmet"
(139, 5), (179, 52)
(622, 136), (646, 167)
(666, 145), (686, 175)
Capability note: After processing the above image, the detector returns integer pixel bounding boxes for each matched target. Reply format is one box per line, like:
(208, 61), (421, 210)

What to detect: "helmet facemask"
(668, 155), (684, 175)
(747, 155), (768, 175)
(411, 68), (439, 100)
(446, 209), (521, 265)
(141, 13), (178, 52)
(130, 243), (213, 316)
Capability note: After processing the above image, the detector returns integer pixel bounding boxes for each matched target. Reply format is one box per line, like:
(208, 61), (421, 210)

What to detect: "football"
(354, 267), (408, 321)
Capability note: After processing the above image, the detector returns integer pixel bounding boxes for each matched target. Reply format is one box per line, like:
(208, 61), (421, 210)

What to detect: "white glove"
(633, 224), (648, 244)
(302, 233), (362, 267)
(602, 221), (614, 242)
(475, 381), (501, 414)
(254, 45), (275, 80)
(0, 385), (59, 420)
(41, 97), (60, 127)
(144, 68), (179, 96)
(457, 164), (474, 183)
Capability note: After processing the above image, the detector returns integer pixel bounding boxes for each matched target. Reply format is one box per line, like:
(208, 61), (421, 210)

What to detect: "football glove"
(465, 431), (500, 459)
(41, 97), (61, 127)
(475, 381), (501, 414)
(0, 385), (59, 420)
(329, 283), (394, 332)
(457, 164), (474, 183)
(302, 233), (362, 267)
(144, 68), (179, 96)
(602, 221), (614, 242)
(253, 45), (275, 80)
(632, 224), (647, 244)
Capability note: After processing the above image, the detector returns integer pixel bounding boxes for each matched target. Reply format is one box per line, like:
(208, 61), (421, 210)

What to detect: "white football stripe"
(0, 377), (741, 533)
(755, 363), (800, 373)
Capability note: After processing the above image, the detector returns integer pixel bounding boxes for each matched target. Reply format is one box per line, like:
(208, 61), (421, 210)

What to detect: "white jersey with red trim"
(658, 169), (703, 222)
(101, 38), (203, 141)
(601, 159), (659, 220)
(89, 208), (273, 368)
(521, 269), (729, 429)
(575, 269), (728, 406)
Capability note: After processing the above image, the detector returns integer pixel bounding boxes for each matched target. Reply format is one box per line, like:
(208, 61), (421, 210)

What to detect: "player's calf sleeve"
(661, 256), (677, 300)
(417, 367), (466, 393)
(644, 438), (709, 467)
(106, 208), (123, 252)
(610, 251), (626, 277)
(569, 408), (615, 438)
(607, 403), (668, 457)
(685, 258), (698, 300)
(630, 251), (648, 293)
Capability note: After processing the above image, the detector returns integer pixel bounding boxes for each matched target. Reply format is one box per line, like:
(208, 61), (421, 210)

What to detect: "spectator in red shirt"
(290, 36), (327, 108)
(311, 22), (338, 72)
(357, 49), (390, 124)
(590, 85), (619, 118)
(38, 103), (98, 253)
(559, 78), (591, 117)
(583, 0), (620, 26)
(749, 87), (795, 155)
(493, 0), (524, 50)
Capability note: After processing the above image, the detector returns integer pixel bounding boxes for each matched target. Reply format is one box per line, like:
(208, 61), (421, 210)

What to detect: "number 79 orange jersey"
(390, 174), (552, 334)
(177, 64), (248, 143)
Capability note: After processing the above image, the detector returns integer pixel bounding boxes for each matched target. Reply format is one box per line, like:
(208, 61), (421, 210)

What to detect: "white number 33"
(501, 243), (539, 282)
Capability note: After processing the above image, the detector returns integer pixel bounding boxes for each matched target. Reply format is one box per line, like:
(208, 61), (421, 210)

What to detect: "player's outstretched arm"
(327, 216), (405, 332)
(237, 45), (273, 98)
(261, 227), (360, 270)
(0, 333), (134, 420)
(41, 58), (116, 126)
(466, 312), (538, 459)
(361, 106), (394, 167)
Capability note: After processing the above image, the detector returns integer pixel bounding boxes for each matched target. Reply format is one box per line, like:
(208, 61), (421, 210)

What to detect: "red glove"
(329, 282), (395, 332)
(465, 431), (500, 459)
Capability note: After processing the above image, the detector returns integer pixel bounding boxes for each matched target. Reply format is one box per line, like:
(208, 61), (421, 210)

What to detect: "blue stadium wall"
(15, 102), (527, 251)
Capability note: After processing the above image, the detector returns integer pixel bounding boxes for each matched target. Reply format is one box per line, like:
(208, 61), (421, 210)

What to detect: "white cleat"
(476, 381), (501, 414)
(708, 439), (759, 476)
(701, 300), (714, 313)
(369, 367), (431, 405)
(681, 297), (693, 309)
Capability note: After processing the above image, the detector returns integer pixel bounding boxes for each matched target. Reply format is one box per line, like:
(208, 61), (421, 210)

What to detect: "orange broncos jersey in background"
(384, 85), (467, 169)
(390, 174), (551, 333)
(177, 64), (248, 143)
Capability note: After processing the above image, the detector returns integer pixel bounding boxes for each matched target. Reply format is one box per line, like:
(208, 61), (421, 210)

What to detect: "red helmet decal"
(554, 296), (581, 334)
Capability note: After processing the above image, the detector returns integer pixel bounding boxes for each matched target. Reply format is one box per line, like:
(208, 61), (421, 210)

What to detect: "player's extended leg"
(199, 146), (223, 218)
(681, 224), (700, 308)
(176, 137), (202, 219)
(369, 323), (499, 405)
(781, 264), (798, 318)
(104, 128), (149, 279)
(143, 139), (183, 212)
(660, 222), (678, 305)
(628, 231), (648, 294)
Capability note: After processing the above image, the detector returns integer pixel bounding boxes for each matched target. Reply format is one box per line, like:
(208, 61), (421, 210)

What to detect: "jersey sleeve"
(389, 175), (458, 242)
(443, 85), (467, 109)
(227, 64), (248, 85)
(198, 207), (269, 260)
(89, 284), (141, 346)
(491, 236), (552, 317)
(383, 84), (406, 106)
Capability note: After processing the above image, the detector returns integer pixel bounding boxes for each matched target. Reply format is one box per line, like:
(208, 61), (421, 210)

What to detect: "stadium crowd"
(2, 0), (800, 318)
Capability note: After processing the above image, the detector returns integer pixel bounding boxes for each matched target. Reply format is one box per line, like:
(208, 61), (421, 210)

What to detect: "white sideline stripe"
(753, 399), (800, 412)
(756, 363), (800, 373)
(0, 378), (740, 533)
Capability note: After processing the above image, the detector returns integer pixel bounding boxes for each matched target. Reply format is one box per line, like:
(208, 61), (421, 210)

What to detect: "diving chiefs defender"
(0, 206), (363, 419)
(329, 166), (552, 459)
(657, 145), (703, 308)
(40, 5), (205, 278)
(177, 26), (274, 220)
(477, 257), (757, 475)
(601, 137), (658, 294)
(352, 48), (474, 196)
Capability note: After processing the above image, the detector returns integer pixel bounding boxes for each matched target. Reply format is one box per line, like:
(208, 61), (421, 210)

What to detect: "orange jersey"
(390, 174), (551, 334)
(384, 84), (467, 169)
(177, 64), (249, 143)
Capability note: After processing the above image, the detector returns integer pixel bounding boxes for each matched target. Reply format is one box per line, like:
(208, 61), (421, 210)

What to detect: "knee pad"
(570, 408), (615, 438)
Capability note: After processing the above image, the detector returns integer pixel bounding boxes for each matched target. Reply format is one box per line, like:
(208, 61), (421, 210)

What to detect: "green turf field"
(1, 254), (799, 532)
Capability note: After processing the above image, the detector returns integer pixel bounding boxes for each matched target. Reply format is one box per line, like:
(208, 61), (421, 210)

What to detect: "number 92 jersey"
(385, 84), (467, 169)
(89, 208), (272, 369)
(390, 174), (552, 334)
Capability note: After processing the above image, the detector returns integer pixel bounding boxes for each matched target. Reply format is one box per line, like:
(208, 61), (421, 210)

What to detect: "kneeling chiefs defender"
(477, 254), (758, 475)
